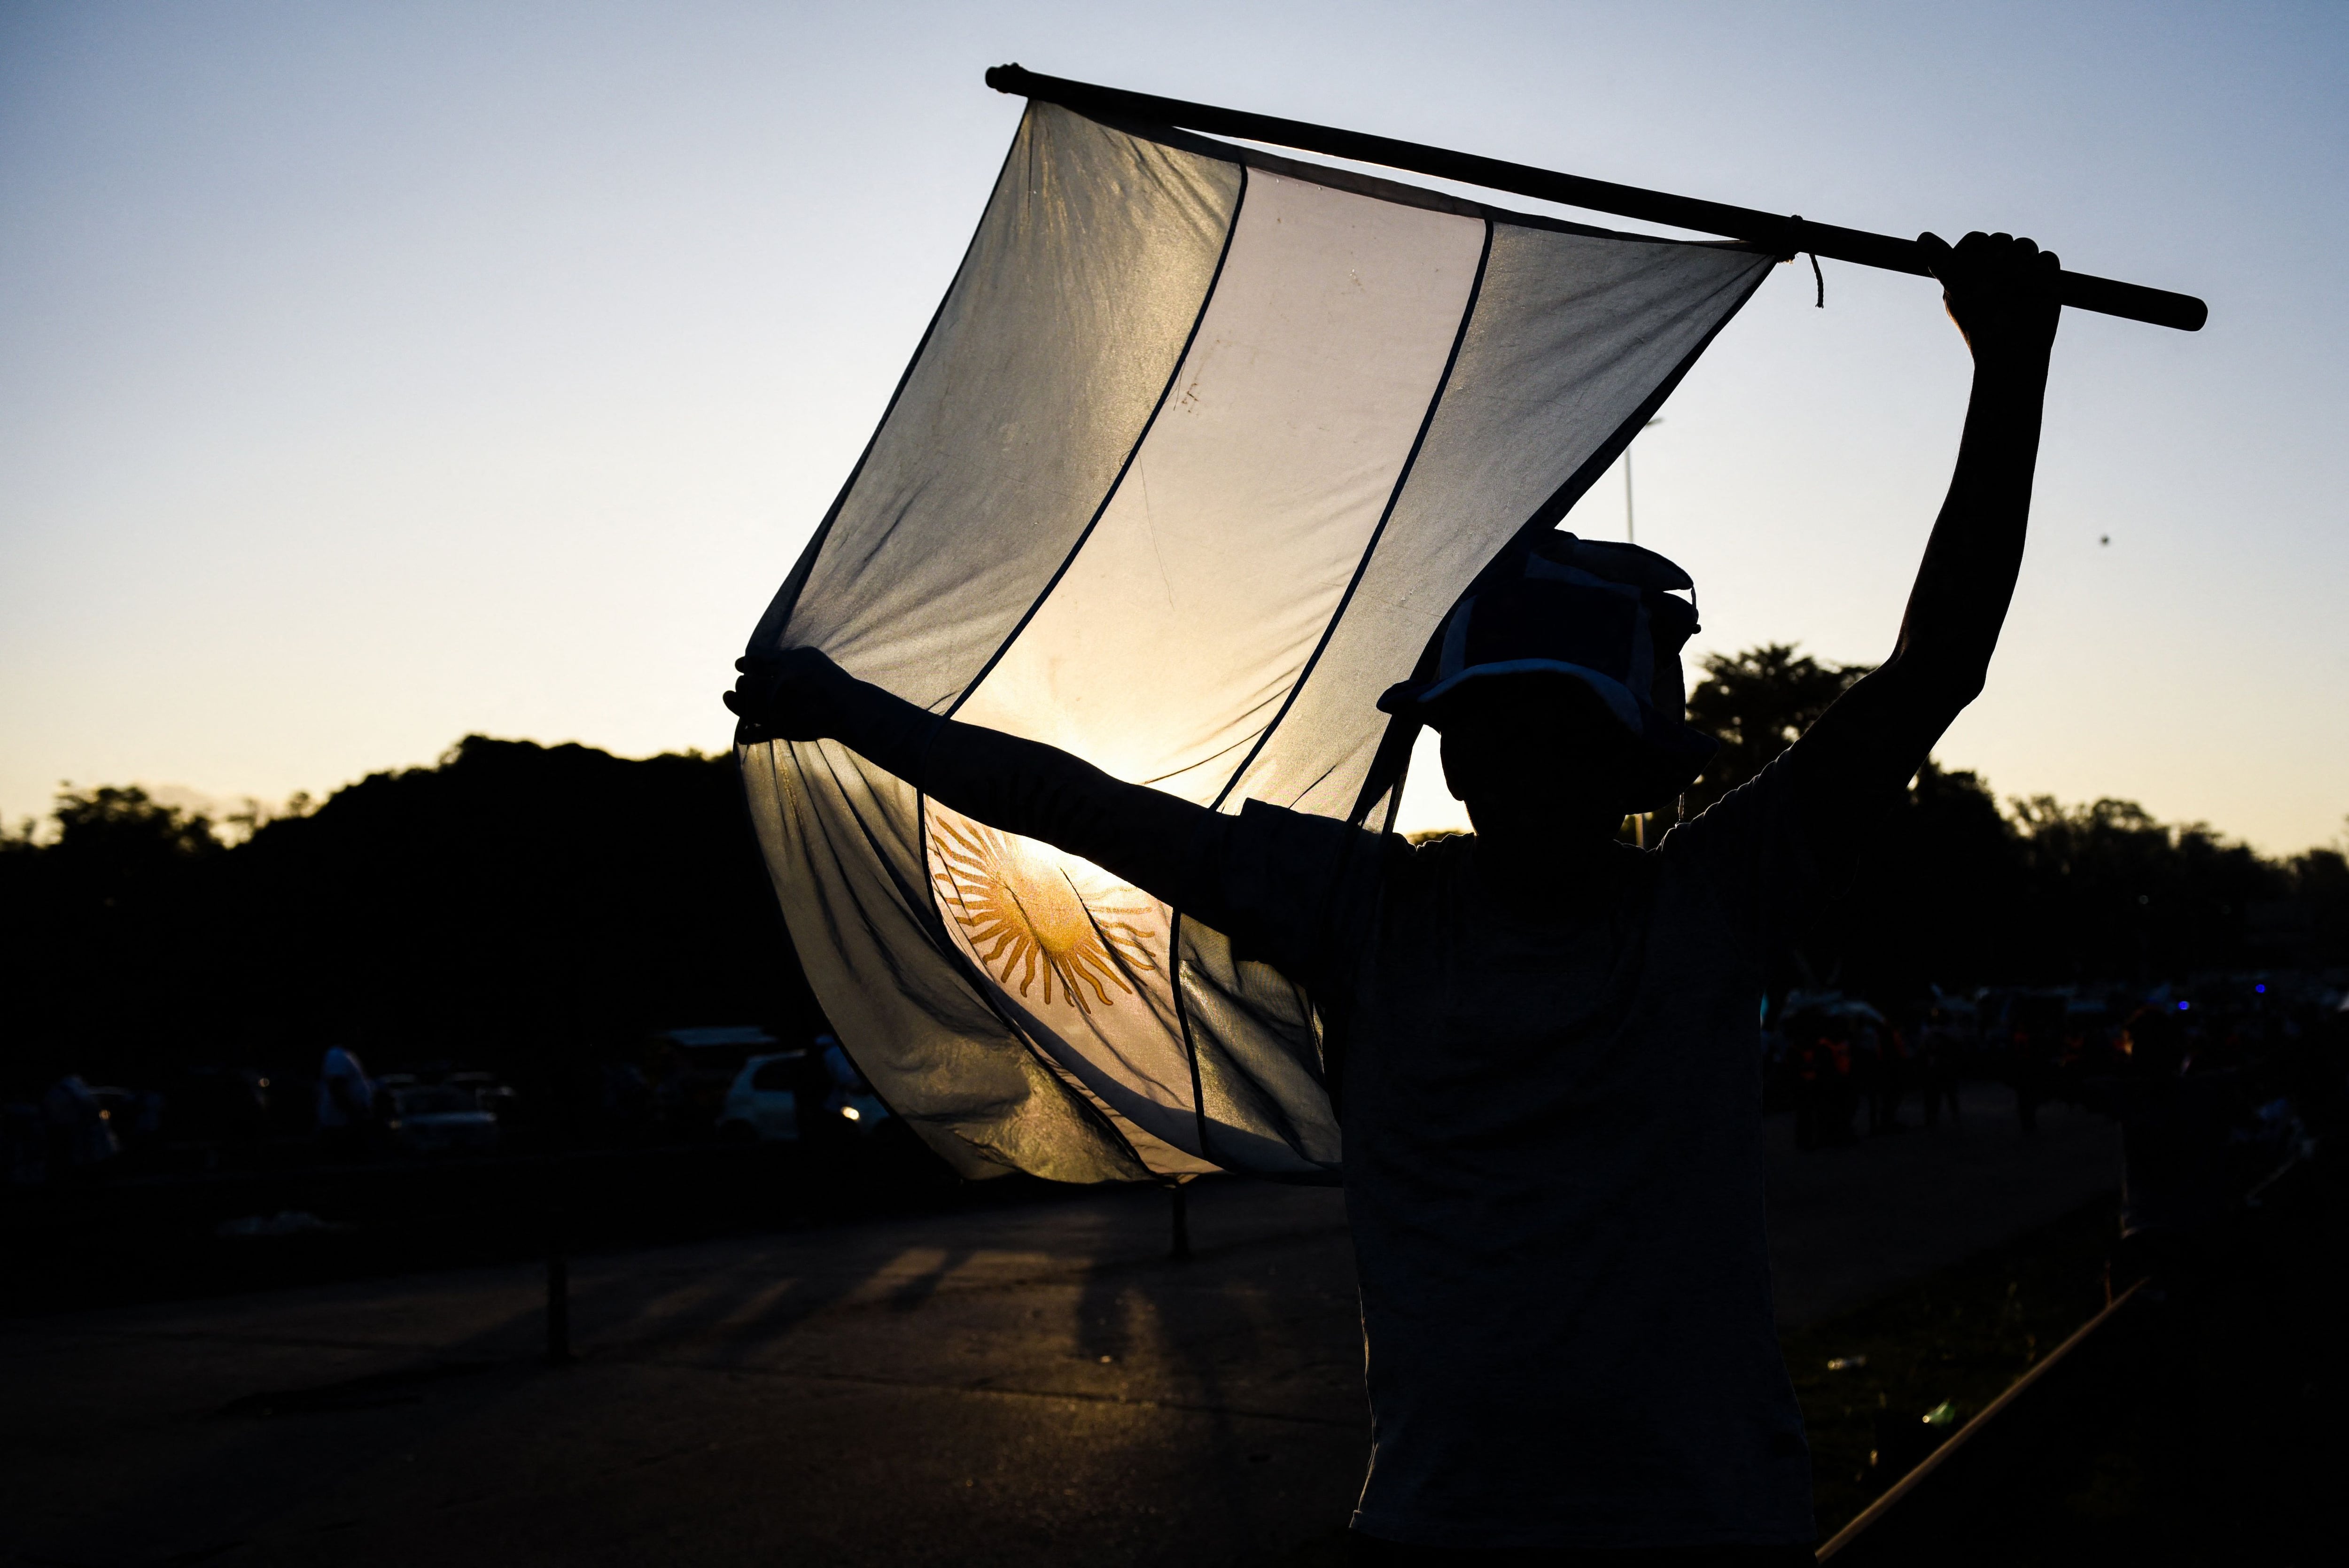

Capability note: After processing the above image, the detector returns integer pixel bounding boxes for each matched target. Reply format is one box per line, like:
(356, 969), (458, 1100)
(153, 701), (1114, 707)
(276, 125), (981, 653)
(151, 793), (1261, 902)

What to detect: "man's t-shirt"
(1190, 750), (1836, 1550)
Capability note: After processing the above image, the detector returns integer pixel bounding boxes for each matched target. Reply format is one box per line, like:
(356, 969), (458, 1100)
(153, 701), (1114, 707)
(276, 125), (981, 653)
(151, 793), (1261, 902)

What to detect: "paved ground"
(4, 1089), (2116, 1568)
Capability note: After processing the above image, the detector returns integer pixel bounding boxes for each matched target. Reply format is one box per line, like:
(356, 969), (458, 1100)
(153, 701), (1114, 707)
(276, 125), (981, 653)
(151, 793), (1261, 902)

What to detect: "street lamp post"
(1626, 416), (1663, 849)
(1625, 416), (1663, 544)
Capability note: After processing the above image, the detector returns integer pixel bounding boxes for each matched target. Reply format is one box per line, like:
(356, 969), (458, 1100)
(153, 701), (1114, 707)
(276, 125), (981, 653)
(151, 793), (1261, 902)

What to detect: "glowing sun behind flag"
(929, 815), (1157, 1015)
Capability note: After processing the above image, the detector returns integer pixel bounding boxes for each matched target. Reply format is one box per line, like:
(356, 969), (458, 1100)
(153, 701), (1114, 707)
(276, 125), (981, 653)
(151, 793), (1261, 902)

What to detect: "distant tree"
(1827, 761), (2024, 993)
(1681, 645), (2344, 995)
(0, 743), (823, 1097)
(46, 785), (222, 888)
(1684, 644), (1871, 814)
(2293, 834), (2349, 961)
(2000, 797), (2289, 981)
(0, 787), (224, 1075)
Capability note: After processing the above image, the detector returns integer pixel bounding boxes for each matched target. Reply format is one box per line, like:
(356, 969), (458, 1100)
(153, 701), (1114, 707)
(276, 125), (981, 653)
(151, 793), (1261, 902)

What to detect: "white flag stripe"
(953, 172), (1485, 795)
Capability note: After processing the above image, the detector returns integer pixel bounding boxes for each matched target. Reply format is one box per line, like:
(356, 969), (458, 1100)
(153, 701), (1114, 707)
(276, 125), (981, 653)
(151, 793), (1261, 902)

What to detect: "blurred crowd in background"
(1768, 973), (2346, 1259)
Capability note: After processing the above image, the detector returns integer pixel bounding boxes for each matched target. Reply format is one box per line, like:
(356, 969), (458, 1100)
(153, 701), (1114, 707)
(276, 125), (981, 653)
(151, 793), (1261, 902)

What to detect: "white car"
(717, 1053), (803, 1142)
(717, 1048), (889, 1144)
(381, 1084), (500, 1155)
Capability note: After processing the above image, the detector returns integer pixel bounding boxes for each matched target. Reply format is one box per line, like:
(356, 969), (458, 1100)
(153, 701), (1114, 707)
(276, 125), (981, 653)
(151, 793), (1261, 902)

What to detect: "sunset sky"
(3, 1), (2342, 851)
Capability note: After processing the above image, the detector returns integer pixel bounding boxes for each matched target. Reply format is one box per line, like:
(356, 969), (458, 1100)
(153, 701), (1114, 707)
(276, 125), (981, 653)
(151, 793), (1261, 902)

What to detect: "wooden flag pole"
(986, 64), (2206, 334)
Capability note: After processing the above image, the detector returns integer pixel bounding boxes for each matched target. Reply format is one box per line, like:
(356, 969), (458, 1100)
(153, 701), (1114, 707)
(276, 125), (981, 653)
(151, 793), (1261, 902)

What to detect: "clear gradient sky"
(2, 2), (2342, 850)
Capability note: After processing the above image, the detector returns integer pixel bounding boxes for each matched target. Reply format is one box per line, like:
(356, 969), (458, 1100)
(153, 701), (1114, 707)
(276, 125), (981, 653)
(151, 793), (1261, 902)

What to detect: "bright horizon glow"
(3, 3), (2343, 854)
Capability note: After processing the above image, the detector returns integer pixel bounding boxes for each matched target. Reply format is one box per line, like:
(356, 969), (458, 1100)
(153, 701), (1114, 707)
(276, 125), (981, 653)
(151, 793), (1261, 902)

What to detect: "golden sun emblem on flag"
(929, 815), (1158, 1015)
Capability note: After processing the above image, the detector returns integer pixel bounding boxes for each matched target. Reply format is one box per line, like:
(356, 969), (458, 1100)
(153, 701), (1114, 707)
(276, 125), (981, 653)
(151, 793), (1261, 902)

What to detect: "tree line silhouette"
(1686, 644), (2349, 996)
(0, 737), (821, 1099)
(2, 647), (2342, 1094)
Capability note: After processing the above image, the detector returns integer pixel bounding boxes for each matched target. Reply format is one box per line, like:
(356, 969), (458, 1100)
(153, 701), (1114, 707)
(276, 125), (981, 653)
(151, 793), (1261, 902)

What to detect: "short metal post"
(545, 1203), (574, 1365)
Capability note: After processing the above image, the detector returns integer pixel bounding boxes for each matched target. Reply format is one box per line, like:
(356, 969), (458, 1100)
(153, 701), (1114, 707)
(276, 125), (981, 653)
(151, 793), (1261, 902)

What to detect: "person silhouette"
(314, 1044), (374, 1159)
(729, 231), (2060, 1562)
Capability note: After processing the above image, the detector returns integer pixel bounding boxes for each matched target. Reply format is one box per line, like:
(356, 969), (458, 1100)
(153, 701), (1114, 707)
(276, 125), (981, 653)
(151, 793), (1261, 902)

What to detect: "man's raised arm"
(725, 650), (1217, 908)
(1799, 229), (2064, 796)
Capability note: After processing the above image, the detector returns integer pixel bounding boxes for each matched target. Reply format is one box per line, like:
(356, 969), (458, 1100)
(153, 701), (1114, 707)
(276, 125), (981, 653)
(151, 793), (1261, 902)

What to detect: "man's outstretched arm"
(1798, 229), (2063, 797)
(725, 652), (1219, 910)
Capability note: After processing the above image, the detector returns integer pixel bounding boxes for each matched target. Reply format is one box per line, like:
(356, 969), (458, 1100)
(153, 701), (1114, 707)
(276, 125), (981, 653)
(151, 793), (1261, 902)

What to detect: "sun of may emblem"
(929, 815), (1158, 1014)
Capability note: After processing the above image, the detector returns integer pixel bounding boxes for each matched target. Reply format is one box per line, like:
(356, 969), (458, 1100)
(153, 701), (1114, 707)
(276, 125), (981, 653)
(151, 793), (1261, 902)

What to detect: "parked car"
(166, 1065), (270, 1146)
(42, 1076), (120, 1171)
(84, 1085), (165, 1151)
(717, 1053), (802, 1143)
(447, 1070), (517, 1120)
(717, 1044), (890, 1144)
(652, 1025), (780, 1136)
(378, 1083), (500, 1155)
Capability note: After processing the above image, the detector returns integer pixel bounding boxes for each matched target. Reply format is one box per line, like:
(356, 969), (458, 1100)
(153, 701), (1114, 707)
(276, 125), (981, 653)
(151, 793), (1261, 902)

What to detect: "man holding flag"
(731, 230), (2060, 1562)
